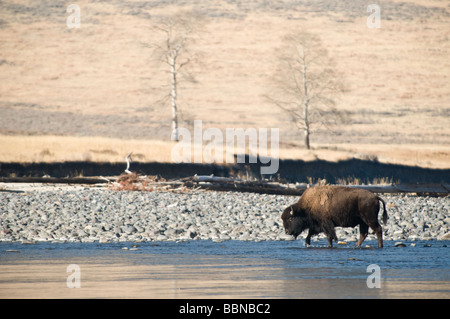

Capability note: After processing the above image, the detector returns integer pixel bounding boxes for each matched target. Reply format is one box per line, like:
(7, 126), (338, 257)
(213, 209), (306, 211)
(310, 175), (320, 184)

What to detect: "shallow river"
(0, 240), (449, 298)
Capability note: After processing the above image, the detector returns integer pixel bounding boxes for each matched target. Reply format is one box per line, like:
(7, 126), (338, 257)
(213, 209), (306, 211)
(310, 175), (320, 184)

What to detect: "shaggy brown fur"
(281, 186), (388, 248)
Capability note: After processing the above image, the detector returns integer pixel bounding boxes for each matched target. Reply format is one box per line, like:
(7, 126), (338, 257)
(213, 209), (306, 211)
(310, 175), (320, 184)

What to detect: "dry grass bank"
(0, 0), (449, 169)
(1, 134), (448, 169)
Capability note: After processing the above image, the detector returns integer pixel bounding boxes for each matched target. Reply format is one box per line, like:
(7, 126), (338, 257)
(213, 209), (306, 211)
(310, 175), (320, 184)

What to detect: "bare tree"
(151, 12), (204, 141)
(267, 32), (344, 149)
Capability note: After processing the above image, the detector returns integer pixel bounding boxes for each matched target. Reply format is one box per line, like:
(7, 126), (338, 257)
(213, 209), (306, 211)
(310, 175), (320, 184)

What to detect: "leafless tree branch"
(267, 31), (345, 149)
(147, 11), (207, 141)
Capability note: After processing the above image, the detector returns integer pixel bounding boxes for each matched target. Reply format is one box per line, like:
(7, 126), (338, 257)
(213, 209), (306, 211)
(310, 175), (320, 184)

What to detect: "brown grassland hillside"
(0, 0), (449, 169)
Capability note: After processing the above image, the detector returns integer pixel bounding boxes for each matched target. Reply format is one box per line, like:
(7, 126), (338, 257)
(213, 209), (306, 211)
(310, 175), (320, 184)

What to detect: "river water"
(0, 240), (449, 298)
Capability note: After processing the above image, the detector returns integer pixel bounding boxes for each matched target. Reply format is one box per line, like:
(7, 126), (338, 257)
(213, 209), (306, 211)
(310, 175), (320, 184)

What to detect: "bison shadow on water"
(281, 186), (388, 248)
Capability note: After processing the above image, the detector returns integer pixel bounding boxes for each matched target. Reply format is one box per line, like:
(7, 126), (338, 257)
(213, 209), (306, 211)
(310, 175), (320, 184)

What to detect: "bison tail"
(377, 196), (388, 225)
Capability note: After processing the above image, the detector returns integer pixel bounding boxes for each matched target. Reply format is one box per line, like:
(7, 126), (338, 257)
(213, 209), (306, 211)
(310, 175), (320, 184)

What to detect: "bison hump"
(319, 191), (330, 206)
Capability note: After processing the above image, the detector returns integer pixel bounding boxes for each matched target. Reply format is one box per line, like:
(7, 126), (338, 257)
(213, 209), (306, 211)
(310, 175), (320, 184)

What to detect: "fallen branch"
(178, 175), (450, 196)
(0, 176), (111, 184)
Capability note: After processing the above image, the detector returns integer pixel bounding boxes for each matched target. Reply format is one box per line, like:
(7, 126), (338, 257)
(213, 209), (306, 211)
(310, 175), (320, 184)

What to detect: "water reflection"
(0, 240), (449, 298)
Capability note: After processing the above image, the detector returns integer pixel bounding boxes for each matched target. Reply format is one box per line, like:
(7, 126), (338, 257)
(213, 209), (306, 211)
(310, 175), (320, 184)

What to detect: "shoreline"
(1, 184), (449, 244)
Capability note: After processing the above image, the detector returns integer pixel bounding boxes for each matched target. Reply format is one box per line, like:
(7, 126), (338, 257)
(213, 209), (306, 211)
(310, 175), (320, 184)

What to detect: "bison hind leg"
(362, 221), (384, 248)
(356, 223), (369, 247)
(369, 222), (383, 248)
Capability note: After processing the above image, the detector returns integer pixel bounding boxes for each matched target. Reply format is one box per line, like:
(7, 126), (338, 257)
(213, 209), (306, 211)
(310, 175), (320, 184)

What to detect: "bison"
(281, 186), (388, 248)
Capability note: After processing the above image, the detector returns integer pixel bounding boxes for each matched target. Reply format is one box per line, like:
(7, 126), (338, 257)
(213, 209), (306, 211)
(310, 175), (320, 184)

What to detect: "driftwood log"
(0, 176), (111, 185)
(183, 175), (450, 196)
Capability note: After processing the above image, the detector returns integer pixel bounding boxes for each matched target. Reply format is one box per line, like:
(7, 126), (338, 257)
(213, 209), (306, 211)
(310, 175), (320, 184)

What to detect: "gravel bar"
(1, 184), (449, 244)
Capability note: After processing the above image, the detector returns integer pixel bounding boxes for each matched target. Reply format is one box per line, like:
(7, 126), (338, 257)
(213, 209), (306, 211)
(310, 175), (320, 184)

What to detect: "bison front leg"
(305, 228), (319, 247)
(323, 223), (337, 248)
(305, 230), (313, 247)
(326, 231), (337, 248)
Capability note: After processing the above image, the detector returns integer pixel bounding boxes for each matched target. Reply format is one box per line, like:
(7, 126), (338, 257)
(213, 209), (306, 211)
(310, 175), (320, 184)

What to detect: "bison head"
(281, 204), (307, 239)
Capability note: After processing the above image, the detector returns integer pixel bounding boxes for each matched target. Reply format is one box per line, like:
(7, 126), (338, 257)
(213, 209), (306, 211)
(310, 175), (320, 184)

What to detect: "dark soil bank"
(1, 159), (449, 184)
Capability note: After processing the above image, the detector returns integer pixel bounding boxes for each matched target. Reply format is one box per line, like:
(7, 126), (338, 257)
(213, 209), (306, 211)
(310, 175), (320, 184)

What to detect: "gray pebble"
(123, 225), (137, 235)
(156, 235), (167, 241)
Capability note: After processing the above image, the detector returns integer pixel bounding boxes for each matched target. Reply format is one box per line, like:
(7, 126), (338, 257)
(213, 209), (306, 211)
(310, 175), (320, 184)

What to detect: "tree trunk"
(301, 46), (311, 150)
(170, 55), (179, 141)
(304, 129), (310, 150)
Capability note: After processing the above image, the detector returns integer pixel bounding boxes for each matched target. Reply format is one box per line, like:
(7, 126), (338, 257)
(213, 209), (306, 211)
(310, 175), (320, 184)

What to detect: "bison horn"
(290, 207), (294, 216)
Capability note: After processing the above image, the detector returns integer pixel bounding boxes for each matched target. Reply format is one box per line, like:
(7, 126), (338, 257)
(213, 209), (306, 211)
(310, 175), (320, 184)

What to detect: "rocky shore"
(1, 185), (449, 244)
